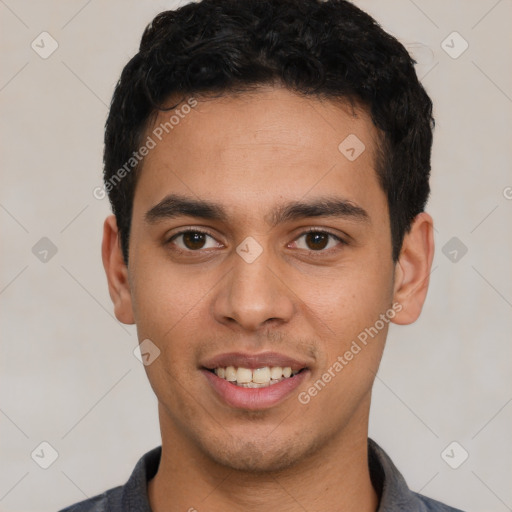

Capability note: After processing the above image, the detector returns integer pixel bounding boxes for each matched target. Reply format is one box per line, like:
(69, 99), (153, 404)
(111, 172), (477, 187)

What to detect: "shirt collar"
(118, 438), (425, 511)
(368, 438), (425, 511)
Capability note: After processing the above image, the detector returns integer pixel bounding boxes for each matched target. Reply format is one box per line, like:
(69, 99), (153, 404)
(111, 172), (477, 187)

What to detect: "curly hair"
(104, 0), (434, 263)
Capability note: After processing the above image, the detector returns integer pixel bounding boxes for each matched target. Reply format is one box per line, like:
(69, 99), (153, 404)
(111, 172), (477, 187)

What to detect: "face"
(103, 86), (433, 473)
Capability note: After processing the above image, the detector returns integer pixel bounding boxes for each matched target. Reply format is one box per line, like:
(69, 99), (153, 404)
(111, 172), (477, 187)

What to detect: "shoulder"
(413, 491), (466, 512)
(368, 438), (466, 512)
(58, 485), (122, 512)
(57, 446), (161, 512)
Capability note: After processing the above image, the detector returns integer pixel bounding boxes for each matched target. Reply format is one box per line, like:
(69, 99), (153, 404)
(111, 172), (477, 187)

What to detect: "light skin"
(102, 85), (434, 512)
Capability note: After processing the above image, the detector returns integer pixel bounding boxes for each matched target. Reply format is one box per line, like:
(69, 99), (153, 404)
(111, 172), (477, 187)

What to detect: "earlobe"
(391, 212), (435, 325)
(101, 215), (135, 325)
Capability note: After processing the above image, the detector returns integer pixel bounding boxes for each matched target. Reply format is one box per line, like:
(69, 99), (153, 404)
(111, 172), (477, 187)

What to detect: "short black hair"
(104, 0), (434, 263)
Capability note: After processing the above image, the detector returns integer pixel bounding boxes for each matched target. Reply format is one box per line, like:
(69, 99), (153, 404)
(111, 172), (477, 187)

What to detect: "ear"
(101, 215), (135, 325)
(391, 212), (435, 325)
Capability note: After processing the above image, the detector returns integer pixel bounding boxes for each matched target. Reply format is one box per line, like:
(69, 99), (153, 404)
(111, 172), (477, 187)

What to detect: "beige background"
(1, 1), (511, 511)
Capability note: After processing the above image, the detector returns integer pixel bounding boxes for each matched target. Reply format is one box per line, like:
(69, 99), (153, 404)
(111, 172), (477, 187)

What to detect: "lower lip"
(202, 369), (309, 410)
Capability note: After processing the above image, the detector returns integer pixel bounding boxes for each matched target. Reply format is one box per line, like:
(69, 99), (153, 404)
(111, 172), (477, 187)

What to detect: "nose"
(212, 244), (296, 332)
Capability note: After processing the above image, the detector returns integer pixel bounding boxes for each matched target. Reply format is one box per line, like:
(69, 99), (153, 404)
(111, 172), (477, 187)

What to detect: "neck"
(148, 407), (378, 512)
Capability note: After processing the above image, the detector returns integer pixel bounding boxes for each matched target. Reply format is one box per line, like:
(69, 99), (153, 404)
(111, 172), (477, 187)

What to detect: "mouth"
(205, 365), (306, 388)
(200, 352), (311, 410)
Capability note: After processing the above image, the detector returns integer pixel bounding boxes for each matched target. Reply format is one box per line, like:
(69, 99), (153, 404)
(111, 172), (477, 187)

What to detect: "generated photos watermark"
(298, 301), (403, 404)
(93, 97), (198, 200)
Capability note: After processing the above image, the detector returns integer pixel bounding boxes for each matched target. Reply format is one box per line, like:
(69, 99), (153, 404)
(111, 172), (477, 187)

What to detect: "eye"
(167, 230), (222, 251)
(166, 228), (346, 254)
(290, 229), (345, 252)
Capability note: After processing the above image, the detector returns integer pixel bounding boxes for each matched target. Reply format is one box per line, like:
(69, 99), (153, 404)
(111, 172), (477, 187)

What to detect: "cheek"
(294, 268), (392, 423)
(130, 250), (201, 331)
(129, 252), (215, 370)
(297, 260), (394, 336)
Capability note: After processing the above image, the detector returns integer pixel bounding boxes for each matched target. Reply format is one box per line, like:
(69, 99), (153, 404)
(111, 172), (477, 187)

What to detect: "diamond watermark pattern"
(441, 441), (469, 469)
(338, 134), (365, 162)
(441, 31), (468, 59)
(32, 237), (58, 263)
(31, 32), (59, 59)
(134, 338), (161, 366)
(442, 236), (468, 263)
(31, 441), (59, 469)
(236, 236), (263, 263)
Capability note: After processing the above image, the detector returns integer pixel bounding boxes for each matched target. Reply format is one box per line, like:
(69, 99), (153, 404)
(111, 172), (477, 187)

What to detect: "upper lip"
(201, 351), (310, 372)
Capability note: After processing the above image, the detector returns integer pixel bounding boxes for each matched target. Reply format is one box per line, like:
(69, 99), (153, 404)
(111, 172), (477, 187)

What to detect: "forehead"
(134, 86), (385, 223)
(149, 86), (379, 159)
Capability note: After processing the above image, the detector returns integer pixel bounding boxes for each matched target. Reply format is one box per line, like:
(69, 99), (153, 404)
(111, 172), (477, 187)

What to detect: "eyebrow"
(145, 193), (370, 227)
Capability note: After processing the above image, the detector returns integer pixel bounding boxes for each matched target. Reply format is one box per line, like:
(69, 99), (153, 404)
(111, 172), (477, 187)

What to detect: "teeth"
(225, 366), (237, 382)
(213, 366), (299, 387)
(236, 367), (252, 383)
(270, 366), (283, 379)
(253, 367), (271, 384)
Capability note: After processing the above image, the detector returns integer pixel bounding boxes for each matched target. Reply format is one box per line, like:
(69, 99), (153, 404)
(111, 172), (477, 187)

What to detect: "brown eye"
(292, 230), (345, 252)
(169, 230), (221, 251)
(182, 231), (207, 250)
(305, 232), (329, 250)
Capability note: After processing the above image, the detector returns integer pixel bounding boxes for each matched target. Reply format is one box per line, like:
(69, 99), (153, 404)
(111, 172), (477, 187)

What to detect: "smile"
(210, 366), (303, 388)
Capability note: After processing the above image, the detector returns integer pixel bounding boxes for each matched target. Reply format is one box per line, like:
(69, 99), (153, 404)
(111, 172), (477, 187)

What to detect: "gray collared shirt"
(59, 438), (465, 511)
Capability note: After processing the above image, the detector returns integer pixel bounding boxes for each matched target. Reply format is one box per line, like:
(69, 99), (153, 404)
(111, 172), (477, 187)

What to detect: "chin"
(197, 432), (322, 474)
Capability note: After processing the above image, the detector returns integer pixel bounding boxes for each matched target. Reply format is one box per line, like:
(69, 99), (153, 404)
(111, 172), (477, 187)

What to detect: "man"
(61, 0), (465, 510)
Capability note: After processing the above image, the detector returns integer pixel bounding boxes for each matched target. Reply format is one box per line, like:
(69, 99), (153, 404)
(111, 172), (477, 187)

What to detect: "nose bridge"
(213, 238), (295, 331)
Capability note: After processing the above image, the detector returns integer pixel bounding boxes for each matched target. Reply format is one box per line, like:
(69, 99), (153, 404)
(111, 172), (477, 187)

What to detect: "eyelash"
(166, 228), (347, 255)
